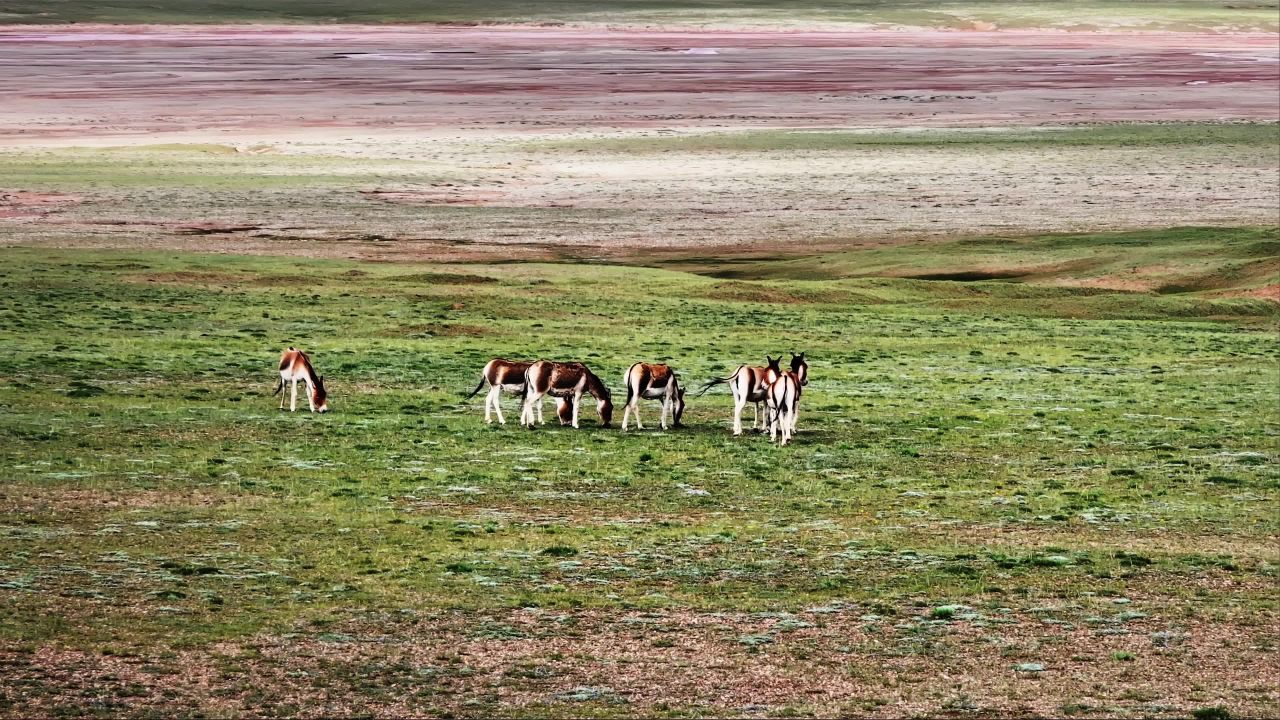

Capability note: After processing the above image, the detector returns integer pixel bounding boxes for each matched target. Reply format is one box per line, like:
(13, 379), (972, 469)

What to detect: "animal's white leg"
(634, 398), (644, 430)
(536, 398), (545, 425)
(278, 375), (286, 410)
(290, 378), (298, 412)
(306, 378), (316, 413)
(520, 393), (532, 426)
(571, 391), (582, 429)
(659, 394), (668, 430)
(732, 393), (746, 436)
(492, 387), (506, 424)
(791, 404), (799, 433)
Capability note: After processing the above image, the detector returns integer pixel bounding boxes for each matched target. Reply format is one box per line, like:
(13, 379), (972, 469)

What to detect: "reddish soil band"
(1, 25), (1275, 138)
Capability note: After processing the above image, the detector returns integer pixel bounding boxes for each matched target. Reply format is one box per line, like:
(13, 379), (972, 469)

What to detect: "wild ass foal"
(521, 361), (613, 429)
(697, 355), (782, 435)
(274, 347), (328, 413)
(621, 362), (685, 431)
(466, 358), (544, 425)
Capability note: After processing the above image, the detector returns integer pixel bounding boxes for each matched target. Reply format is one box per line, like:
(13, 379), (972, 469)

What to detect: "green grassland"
(2, 0), (1276, 30)
(534, 124), (1280, 155)
(1, 243), (1277, 715)
(663, 226), (1280, 297)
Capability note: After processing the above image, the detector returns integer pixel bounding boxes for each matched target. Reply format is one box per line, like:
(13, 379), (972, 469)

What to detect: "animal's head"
(765, 355), (783, 383)
(312, 375), (329, 413)
(789, 352), (808, 386)
(673, 386), (686, 427)
(596, 394), (613, 427)
(556, 397), (574, 425)
(592, 375), (613, 427)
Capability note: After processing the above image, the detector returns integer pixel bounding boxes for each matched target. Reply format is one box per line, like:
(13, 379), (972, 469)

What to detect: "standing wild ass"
(621, 362), (686, 431)
(697, 355), (782, 435)
(766, 369), (801, 446)
(786, 352), (809, 432)
(466, 358), (545, 425)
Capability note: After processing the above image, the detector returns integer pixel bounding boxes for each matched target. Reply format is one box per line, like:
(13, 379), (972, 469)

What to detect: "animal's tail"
(464, 375), (487, 399)
(695, 374), (732, 397)
(764, 385), (795, 430)
(272, 377), (283, 396)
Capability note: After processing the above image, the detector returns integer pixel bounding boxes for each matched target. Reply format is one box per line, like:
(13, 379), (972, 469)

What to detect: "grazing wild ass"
(766, 370), (801, 446)
(697, 355), (782, 435)
(466, 358), (543, 425)
(520, 361), (613, 429)
(621, 362), (686, 431)
(274, 347), (328, 413)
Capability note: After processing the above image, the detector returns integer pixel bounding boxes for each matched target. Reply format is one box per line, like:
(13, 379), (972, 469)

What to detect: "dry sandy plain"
(1, 25), (1277, 264)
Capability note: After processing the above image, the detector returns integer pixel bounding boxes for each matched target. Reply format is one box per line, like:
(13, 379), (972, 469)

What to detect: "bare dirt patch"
(3, 606), (1275, 718)
(362, 188), (511, 207)
(0, 190), (81, 219)
(0, 488), (228, 516)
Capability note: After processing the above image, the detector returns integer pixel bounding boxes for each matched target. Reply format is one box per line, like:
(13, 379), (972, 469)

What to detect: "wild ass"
(696, 355), (782, 435)
(520, 361), (613, 429)
(621, 362), (686, 431)
(786, 352), (809, 432)
(766, 370), (801, 446)
(274, 347), (328, 413)
(465, 358), (544, 425)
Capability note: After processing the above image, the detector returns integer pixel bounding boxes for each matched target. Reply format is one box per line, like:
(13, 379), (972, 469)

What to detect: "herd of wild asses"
(277, 348), (810, 445)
